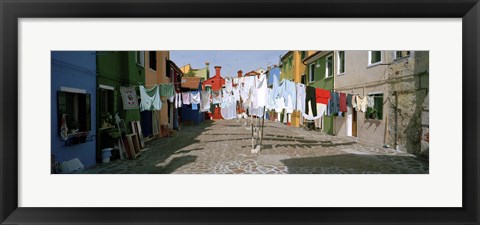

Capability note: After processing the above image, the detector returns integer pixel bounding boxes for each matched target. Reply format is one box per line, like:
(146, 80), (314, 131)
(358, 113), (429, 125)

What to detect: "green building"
(302, 51), (335, 134)
(96, 51), (145, 161)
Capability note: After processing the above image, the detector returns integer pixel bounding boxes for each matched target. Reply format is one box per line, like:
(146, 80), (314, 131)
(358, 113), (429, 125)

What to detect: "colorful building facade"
(96, 51), (145, 161)
(333, 51), (391, 146)
(51, 51), (97, 169)
(145, 51), (170, 137)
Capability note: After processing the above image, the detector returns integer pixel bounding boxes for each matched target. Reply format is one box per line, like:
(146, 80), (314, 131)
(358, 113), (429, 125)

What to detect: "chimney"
(205, 62), (210, 77)
(214, 66), (222, 78)
(237, 70), (243, 77)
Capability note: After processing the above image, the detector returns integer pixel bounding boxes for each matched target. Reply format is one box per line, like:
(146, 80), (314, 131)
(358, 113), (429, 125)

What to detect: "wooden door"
(352, 110), (357, 137)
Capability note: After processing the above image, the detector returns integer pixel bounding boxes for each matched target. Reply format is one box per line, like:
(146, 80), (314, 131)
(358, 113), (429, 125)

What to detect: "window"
(366, 93), (383, 120)
(288, 56), (293, 69)
(301, 51), (306, 59)
(57, 91), (91, 135)
(135, 51), (144, 67)
(309, 63), (315, 83)
(337, 51), (345, 74)
(368, 51), (382, 65)
(149, 51), (157, 71)
(326, 55), (333, 77)
(301, 74), (306, 85)
(395, 51), (411, 59)
(99, 88), (114, 127)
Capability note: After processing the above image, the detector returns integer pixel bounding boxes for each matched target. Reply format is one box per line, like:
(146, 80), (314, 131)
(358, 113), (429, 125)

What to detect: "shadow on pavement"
(280, 154), (429, 174)
(155, 155), (198, 174)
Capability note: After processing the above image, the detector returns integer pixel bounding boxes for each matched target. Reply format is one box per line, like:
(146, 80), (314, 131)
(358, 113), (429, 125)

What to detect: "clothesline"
(118, 74), (379, 121)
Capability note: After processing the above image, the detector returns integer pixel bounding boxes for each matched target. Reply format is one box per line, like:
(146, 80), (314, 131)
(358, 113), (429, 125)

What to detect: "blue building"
(267, 66), (281, 87)
(51, 51), (97, 170)
(180, 77), (205, 125)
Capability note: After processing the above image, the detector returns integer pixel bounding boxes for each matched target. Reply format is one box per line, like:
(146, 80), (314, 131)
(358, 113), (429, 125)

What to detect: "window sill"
(393, 55), (411, 61)
(367, 62), (383, 68)
(136, 63), (144, 68)
(325, 76), (333, 79)
(149, 68), (157, 72)
(337, 72), (345, 76)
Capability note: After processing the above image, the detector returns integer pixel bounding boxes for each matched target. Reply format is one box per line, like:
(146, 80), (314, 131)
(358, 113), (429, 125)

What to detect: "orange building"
(144, 51), (170, 137)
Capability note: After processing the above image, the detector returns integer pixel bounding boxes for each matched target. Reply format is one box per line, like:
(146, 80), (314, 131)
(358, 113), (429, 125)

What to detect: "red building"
(202, 66), (225, 91)
(202, 66), (225, 120)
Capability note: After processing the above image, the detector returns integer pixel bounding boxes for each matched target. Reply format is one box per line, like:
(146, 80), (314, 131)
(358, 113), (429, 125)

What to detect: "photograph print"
(51, 50), (429, 174)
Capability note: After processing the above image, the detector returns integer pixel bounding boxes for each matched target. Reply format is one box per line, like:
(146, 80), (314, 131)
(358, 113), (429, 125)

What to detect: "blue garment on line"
(285, 80), (297, 110)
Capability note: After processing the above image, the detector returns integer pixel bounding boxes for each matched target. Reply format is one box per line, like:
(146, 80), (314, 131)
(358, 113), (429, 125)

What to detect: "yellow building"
(280, 51), (316, 84)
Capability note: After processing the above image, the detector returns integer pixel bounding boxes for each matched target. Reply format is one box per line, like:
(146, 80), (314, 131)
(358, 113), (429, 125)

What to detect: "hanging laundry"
(305, 86), (317, 117)
(329, 91), (340, 115)
(190, 91), (201, 105)
(255, 74), (268, 108)
(221, 88), (237, 119)
(120, 86), (139, 110)
(249, 107), (265, 118)
(212, 90), (222, 104)
(315, 88), (331, 105)
(347, 94), (353, 108)
(182, 92), (191, 105)
(285, 80), (296, 110)
(159, 83), (175, 98)
(367, 95), (375, 108)
(278, 79), (286, 100)
(275, 97), (286, 113)
(356, 95), (367, 112)
(233, 85), (240, 102)
(221, 102), (237, 120)
(315, 103), (327, 128)
(266, 88), (276, 110)
(352, 94), (357, 109)
(220, 89), (232, 108)
(272, 75), (280, 99)
(339, 93), (347, 112)
(175, 92), (182, 108)
(168, 95), (175, 103)
(200, 90), (211, 112)
(192, 103), (198, 110)
(225, 77), (233, 93)
(296, 83), (306, 113)
(243, 76), (255, 106)
(139, 85), (161, 111)
(285, 95), (294, 114)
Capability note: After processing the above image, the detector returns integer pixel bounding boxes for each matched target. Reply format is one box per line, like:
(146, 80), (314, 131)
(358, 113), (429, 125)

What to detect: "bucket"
(101, 148), (113, 163)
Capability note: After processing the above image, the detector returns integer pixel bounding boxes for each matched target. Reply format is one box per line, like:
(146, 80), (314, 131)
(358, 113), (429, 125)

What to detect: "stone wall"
(387, 51), (429, 158)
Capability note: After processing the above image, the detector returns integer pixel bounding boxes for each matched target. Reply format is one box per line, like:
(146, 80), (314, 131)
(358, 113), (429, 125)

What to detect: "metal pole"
(260, 106), (266, 146)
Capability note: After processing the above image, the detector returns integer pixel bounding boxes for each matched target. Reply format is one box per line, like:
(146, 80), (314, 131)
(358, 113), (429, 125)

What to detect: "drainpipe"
(394, 91), (399, 151)
(332, 51), (336, 136)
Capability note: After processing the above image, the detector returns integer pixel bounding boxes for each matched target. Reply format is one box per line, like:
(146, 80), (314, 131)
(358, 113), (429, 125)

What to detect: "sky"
(170, 50), (287, 78)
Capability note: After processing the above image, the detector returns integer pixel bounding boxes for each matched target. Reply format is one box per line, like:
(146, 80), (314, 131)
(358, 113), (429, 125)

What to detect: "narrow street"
(83, 119), (428, 174)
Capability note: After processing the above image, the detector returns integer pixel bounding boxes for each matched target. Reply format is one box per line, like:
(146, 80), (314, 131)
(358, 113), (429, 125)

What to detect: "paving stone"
(81, 119), (428, 174)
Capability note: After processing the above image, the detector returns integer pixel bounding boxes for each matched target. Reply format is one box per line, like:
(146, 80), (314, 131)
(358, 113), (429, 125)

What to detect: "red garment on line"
(315, 88), (331, 105)
(339, 93), (347, 112)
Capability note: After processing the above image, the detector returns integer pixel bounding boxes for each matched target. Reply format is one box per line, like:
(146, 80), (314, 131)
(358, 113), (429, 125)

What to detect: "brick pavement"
(82, 119), (428, 174)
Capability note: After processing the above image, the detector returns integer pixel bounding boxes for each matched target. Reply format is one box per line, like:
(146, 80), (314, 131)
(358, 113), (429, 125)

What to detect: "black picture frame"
(1, 0), (479, 224)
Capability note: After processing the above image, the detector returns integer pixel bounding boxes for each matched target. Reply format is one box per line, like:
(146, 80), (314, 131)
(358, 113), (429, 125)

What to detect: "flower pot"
(101, 148), (113, 163)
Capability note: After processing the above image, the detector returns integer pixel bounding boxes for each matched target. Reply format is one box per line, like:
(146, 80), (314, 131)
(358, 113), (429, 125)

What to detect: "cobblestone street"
(82, 119), (428, 174)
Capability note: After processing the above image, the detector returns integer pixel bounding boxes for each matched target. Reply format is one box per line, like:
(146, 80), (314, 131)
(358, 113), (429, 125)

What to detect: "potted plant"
(369, 109), (378, 120)
(102, 112), (114, 128)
